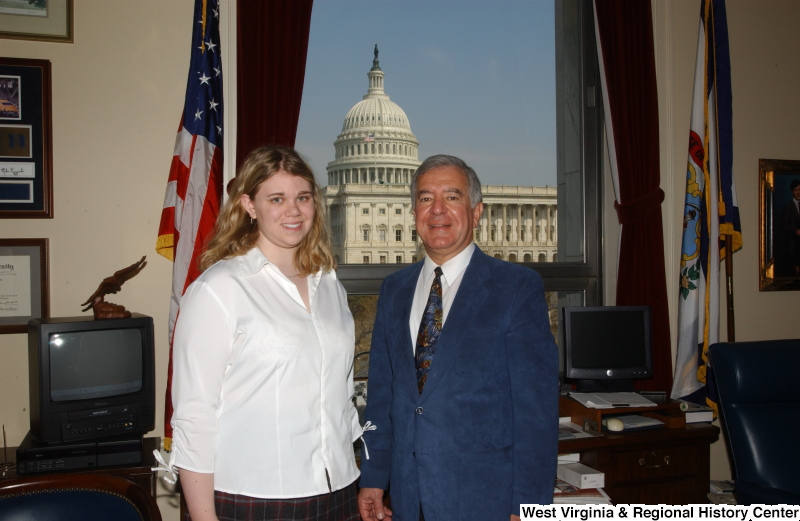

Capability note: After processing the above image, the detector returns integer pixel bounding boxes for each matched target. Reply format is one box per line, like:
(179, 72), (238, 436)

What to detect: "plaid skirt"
(183, 481), (360, 521)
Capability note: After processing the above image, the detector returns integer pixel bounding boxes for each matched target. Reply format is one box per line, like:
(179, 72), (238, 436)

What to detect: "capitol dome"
(326, 46), (421, 187)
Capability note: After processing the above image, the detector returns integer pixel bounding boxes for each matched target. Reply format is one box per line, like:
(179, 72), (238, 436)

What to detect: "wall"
(650, 0), (800, 480)
(1, 0), (799, 509)
(0, 2), (197, 518)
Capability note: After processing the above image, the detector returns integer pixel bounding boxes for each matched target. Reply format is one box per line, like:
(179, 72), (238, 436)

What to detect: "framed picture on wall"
(759, 158), (800, 291)
(0, 57), (53, 219)
(0, 0), (73, 43)
(0, 238), (49, 334)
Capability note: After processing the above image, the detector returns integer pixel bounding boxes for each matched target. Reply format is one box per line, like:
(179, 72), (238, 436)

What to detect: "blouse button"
(415, 407), (424, 415)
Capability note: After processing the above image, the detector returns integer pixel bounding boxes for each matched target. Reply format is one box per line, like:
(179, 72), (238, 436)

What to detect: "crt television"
(27, 314), (156, 444)
(562, 306), (652, 392)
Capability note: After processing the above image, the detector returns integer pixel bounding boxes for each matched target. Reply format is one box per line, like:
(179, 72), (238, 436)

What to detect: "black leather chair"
(709, 340), (800, 505)
(0, 472), (162, 521)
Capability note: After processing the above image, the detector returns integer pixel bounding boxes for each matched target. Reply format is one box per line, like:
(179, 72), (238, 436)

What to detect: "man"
(358, 155), (559, 521)
(780, 179), (800, 275)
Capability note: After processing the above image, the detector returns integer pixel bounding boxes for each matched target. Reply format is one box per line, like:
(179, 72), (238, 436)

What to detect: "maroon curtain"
(236, 0), (314, 169)
(594, 0), (672, 393)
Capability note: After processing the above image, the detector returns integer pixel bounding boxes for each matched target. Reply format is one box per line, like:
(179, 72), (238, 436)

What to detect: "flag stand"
(724, 234), (735, 341)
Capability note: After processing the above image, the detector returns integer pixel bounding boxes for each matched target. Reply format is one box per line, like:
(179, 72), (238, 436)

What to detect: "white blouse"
(170, 247), (361, 499)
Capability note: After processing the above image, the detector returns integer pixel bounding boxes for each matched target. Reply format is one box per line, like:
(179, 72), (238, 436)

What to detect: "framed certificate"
(0, 57), (53, 218)
(0, 238), (49, 334)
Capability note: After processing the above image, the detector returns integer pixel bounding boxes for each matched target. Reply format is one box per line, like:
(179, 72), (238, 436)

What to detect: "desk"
(1, 436), (159, 499)
(559, 420), (719, 504)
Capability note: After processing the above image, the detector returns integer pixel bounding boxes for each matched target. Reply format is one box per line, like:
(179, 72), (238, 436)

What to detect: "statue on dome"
(374, 44), (378, 60)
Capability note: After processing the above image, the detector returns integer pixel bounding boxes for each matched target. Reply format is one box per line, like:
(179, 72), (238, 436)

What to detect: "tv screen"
(49, 329), (144, 402)
(563, 306), (651, 392)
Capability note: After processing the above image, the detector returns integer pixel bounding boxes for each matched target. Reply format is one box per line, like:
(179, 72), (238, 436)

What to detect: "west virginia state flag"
(672, 0), (741, 411)
(156, 0), (224, 448)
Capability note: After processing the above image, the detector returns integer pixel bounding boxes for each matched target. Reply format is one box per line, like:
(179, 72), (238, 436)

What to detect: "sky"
(294, 0), (557, 188)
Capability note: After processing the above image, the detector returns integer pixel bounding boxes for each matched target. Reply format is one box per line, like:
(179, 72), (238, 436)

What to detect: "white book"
(681, 401), (714, 423)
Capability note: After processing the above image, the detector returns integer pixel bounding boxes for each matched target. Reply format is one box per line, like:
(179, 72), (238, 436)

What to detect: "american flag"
(155, 0), (224, 449)
(363, 133), (375, 142)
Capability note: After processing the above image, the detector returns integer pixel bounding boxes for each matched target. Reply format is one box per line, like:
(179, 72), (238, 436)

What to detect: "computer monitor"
(562, 306), (652, 392)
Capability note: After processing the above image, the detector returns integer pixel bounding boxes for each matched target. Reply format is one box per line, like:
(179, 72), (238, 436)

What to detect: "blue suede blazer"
(360, 247), (559, 520)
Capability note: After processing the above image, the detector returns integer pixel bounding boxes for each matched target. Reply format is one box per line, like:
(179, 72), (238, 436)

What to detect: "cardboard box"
(556, 462), (605, 489)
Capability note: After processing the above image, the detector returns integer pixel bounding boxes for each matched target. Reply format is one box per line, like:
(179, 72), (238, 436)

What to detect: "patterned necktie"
(415, 267), (443, 394)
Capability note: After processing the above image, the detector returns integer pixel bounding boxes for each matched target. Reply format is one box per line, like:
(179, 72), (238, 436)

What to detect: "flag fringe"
(719, 226), (742, 257)
(156, 234), (176, 262)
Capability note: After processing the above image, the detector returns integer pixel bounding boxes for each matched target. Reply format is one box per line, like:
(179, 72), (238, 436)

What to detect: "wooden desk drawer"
(607, 444), (696, 481)
(581, 444), (708, 487)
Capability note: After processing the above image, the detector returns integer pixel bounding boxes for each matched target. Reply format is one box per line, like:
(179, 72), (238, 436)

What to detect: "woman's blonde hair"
(199, 145), (336, 275)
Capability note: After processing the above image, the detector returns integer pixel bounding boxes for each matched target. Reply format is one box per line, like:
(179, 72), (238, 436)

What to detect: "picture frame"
(0, 57), (53, 219)
(759, 158), (800, 291)
(0, 238), (49, 334)
(0, 0), (73, 43)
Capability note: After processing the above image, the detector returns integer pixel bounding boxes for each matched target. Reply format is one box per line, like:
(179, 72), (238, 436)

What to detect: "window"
(379, 229), (386, 241)
(396, 255), (403, 263)
(362, 207), (369, 215)
(395, 229), (402, 241)
(363, 256), (370, 264)
(362, 228), (369, 241)
(297, 0), (603, 376)
(380, 255), (386, 264)
(379, 208), (386, 215)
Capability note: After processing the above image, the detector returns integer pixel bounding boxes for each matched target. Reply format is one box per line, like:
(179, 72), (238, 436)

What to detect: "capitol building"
(323, 50), (557, 265)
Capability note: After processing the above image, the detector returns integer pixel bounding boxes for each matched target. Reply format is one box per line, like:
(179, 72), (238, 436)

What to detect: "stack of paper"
(710, 480), (734, 494)
(558, 417), (600, 440)
(557, 453), (581, 464)
(553, 479), (611, 504)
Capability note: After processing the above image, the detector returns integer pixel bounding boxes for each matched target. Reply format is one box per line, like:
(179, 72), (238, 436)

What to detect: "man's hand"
(512, 515), (521, 521)
(358, 487), (392, 520)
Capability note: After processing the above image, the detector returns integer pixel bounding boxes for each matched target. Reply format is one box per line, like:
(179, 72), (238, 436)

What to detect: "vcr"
(15, 431), (142, 475)
(60, 404), (141, 442)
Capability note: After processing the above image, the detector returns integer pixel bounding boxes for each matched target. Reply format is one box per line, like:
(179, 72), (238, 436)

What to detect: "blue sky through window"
(295, 0), (557, 188)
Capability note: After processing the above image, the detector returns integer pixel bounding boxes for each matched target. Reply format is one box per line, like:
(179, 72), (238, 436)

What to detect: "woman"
(169, 146), (362, 521)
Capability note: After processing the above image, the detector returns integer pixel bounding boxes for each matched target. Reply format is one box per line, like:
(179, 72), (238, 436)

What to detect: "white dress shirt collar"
(421, 242), (475, 288)
(238, 247), (323, 310)
(237, 246), (271, 276)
